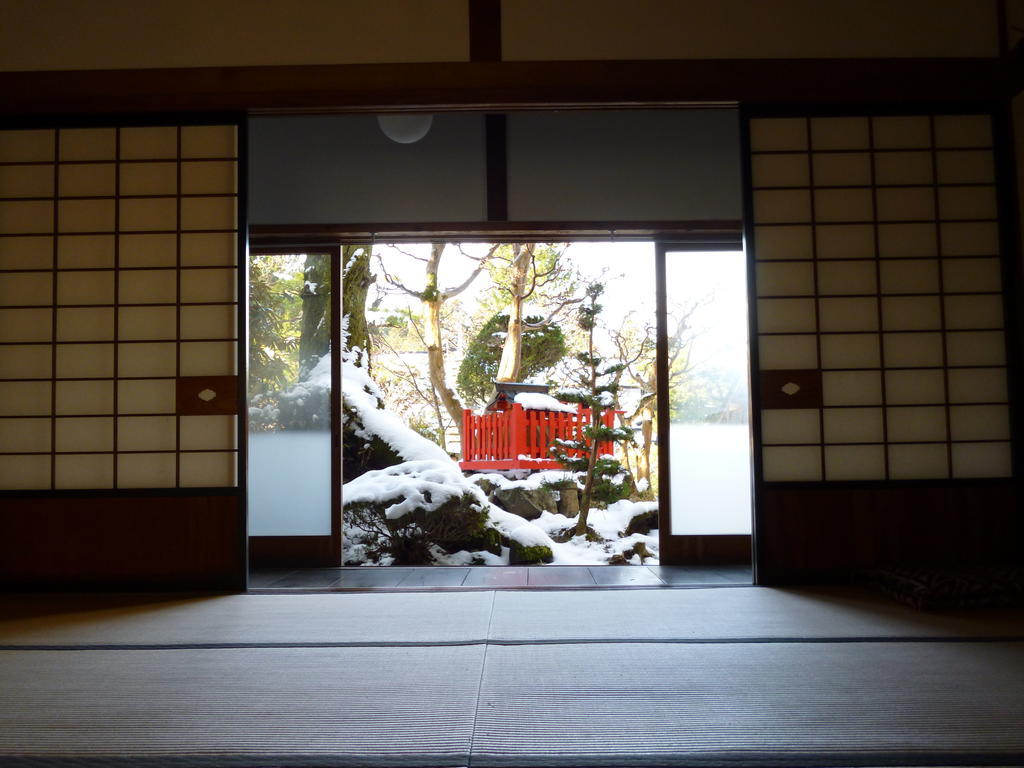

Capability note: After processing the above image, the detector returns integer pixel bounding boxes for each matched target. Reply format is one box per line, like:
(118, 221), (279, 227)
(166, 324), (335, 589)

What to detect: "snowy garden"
(249, 242), (749, 566)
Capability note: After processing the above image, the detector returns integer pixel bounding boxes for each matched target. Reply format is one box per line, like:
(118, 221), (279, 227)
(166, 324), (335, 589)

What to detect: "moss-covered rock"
(624, 507), (659, 536)
(509, 541), (554, 565)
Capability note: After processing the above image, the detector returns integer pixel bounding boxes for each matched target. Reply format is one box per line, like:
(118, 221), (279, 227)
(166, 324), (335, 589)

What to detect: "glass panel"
(248, 252), (332, 536)
(665, 250), (752, 535)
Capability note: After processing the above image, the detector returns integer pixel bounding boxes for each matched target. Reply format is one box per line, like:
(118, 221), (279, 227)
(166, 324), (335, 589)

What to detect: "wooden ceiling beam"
(0, 57), (1010, 117)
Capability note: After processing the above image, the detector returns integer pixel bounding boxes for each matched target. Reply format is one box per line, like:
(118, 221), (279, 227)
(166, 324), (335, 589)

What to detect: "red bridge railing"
(459, 403), (618, 471)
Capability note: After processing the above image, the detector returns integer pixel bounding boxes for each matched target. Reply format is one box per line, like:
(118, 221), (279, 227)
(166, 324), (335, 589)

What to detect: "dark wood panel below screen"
(659, 535), (751, 565)
(756, 481), (1021, 584)
(0, 493), (245, 590)
(249, 535), (338, 568)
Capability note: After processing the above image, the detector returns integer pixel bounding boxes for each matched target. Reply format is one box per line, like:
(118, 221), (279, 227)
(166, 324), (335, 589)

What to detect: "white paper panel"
(119, 233), (177, 267)
(815, 224), (875, 259)
(0, 271), (52, 306)
(879, 260), (940, 294)
(118, 306), (177, 340)
(55, 454), (113, 489)
(889, 443), (949, 479)
(757, 334), (818, 369)
(117, 379), (176, 414)
(0, 455), (51, 489)
(947, 368), (1009, 404)
(59, 128), (116, 161)
(120, 127), (178, 160)
(813, 188), (873, 222)
(816, 261), (877, 295)
(877, 223), (937, 258)
(180, 268), (235, 303)
(119, 270), (178, 305)
(750, 118), (807, 152)
(55, 416), (112, 452)
(59, 163), (115, 197)
(117, 452), (176, 488)
(118, 415), (177, 451)
(56, 307), (114, 341)
(951, 442), (1011, 478)
(180, 451), (236, 487)
(761, 445), (821, 481)
(821, 370), (883, 406)
(820, 333), (880, 369)
(756, 298), (816, 333)
(180, 415), (237, 451)
(0, 308), (52, 342)
(818, 297), (878, 332)
(873, 152), (932, 185)
(0, 344), (50, 378)
(936, 150), (995, 184)
(120, 163), (178, 196)
(823, 407), (884, 444)
(942, 258), (1001, 293)
(949, 404), (1011, 441)
(810, 117), (868, 150)
(883, 332), (945, 367)
(946, 331), (1006, 366)
(812, 152), (871, 186)
(0, 164), (54, 198)
(119, 197), (177, 231)
(55, 380), (113, 415)
(884, 369), (946, 405)
(752, 153), (808, 187)
(0, 418), (51, 452)
(871, 116), (931, 149)
(179, 341), (236, 376)
(58, 234), (114, 269)
(0, 130), (54, 162)
(117, 342), (177, 377)
(824, 444), (885, 480)
(756, 261), (815, 296)
(56, 343), (114, 378)
(876, 187), (935, 221)
(881, 296), (942, 331)
(761, 409), (819, 444)
(886, 406), (947, 442)
(0, 235), (52, 270)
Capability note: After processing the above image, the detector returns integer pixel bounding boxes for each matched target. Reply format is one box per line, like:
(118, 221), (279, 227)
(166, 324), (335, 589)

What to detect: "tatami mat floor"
(249, 564), (753, 589)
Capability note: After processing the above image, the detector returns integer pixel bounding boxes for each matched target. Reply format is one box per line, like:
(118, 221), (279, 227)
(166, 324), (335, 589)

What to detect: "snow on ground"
(513, 392), (578, 413)
(531, 499), (660, 565)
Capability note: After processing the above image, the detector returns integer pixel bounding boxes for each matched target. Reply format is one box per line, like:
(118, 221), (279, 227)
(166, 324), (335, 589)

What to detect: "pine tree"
(552, 282), (635, 536)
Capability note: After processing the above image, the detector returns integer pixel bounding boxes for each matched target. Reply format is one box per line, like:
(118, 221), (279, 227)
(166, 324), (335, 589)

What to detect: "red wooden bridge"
(459, 403), (619, 472)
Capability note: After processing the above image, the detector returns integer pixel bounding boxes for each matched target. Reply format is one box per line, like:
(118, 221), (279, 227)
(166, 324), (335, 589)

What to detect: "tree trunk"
(423, 243), (466, 439)
(495, 244), (533, 382)
(299, 253), (330, 377)
(576, 327), (599, 536)
(637, 404), (654, 487)
(341, 244), (374, 366)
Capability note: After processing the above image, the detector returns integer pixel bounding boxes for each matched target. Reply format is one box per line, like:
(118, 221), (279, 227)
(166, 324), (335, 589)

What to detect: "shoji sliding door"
(0, 119), (245, 588)
(744, 108), (1019, 581)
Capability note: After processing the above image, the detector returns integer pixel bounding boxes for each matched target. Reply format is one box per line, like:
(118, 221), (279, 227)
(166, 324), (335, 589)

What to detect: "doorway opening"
(247, 238), (753, 589)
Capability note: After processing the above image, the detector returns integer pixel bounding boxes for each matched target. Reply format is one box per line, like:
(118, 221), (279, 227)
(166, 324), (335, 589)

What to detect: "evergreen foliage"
(456, 311), (566, 406)
(551, 283), (635, 534)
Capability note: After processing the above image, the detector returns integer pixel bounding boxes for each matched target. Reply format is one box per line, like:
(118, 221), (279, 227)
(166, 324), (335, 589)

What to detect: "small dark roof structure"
(484, 381), (550, 412)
